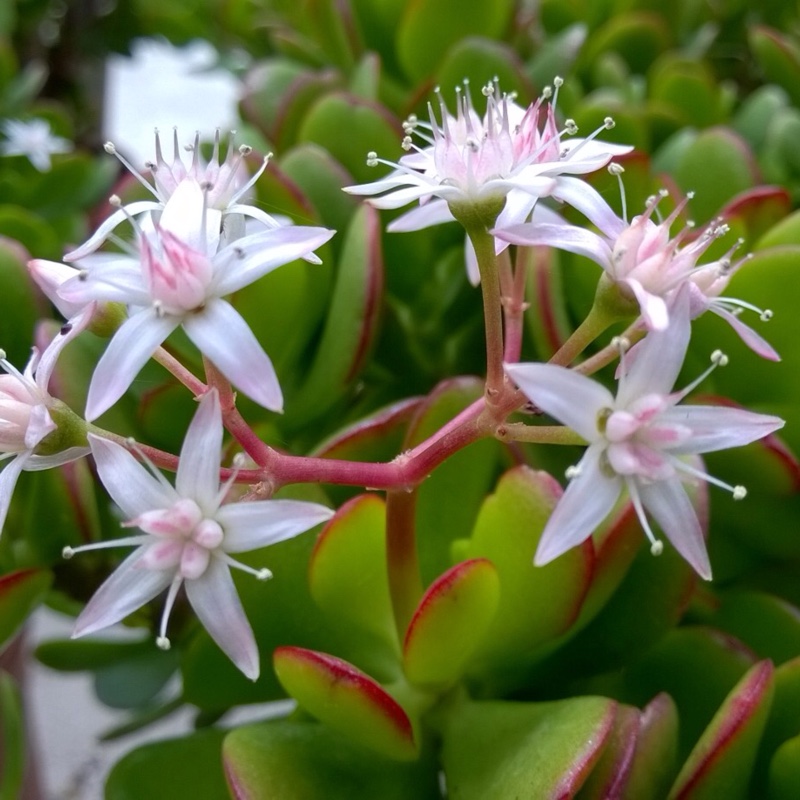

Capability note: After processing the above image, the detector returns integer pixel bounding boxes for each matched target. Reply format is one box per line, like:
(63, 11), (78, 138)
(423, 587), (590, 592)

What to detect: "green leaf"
(463, 466), (593, 688)
(440, 696), (617, 799)
(290, 205), (383, 425)
(580, 12), (671, 76)
(396, 0), (516, 84)
(273, 646), (418, 760)
(749, 26), (800, 109)
(402, 559), (499, 688)
(105, 728), (229, 800)
(668, 660), (774, 800)
(769, 734), (800, 800)
(223, 718), (441, 799)
(0, 671), (23, 800)
(308, 494), (399, 662)
(0, 570), (52, 652)
(0, 204), (60, 260)
(0, 240), (40, 366)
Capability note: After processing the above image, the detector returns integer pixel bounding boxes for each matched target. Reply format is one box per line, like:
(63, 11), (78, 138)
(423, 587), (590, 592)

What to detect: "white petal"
(535, 445), (621, 564)
(183, 300), (282, 412)
(465, 236), (480, 286)
(64, 201), (162, 261)
(551, 176), (627, 238)
(637, 476), (711, 580)
(617, 290), (691, 407)
(709, 306), (780, 362)
(0, 452), (30, 533)
(89, 433), (177, 518)
(494, 189), (538, 230)
(27, 260), (85, 318)
(159, 180), (222, 256)
(35, 303), (96, 390)
(387, 199), (454, 233)
(85, 309), (179, 421)
(176, 390), (223, 507)
(72, 547), (174, 637)
(59, 260), (149, 307)
(185, 556), (259, 680)
(495, 222), (612, 268)
(504, 362), (611, 442)
(25, 446), (90, 470)
(660, 405), (784, 454)
(212, 226), (335, 297)
(217, 499), (334, 553)
(23, 403), (55, 450)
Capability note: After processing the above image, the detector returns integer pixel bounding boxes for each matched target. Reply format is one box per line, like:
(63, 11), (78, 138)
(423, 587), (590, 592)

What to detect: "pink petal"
(183, 299), (282, 412)
(551, 176), (628, 238)
(175, 390), (223, 508)
(72, 547), (174, 637)
(710, 306), (780, 362)
(217, 499), (334, 553)
(625, 278), (669, 331)
(535, 444), (622, 565)
(85, 308), (179, 421)
(185, 556), (259, 680)
(504, 362), (612, 442)
(495, 222), (612, 268)
(636, 476), (711, 580)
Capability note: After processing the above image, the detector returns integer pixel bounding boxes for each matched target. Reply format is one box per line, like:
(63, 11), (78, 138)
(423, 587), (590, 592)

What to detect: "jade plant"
(2, 1), (800, 799)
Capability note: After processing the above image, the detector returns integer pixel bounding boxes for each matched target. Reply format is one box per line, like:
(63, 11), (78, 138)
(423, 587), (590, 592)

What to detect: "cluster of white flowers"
(0, 80), (786, 679)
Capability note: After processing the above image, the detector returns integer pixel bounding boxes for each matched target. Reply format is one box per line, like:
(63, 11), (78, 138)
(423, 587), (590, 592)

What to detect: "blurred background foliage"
(3, 0), (800, 798)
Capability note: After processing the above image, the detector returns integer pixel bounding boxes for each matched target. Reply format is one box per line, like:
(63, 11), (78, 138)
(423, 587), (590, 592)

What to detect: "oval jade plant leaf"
(273, 646), (418, 761)
(308, 494), (399, 658)
(0, 569), (52, 652)
(667, 660), (774, 800)
(768, 734), (800, 800)
(463, 466), (593, 686)
(749, 26), (800, 109)
(223, 718), (441, 800)
(440, 696), (617, 799)
(402, 558), (499, 688)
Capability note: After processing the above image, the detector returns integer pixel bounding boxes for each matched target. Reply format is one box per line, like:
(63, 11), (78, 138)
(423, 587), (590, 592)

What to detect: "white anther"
(62, 546), (75, 559)
(103, 142), (116, 154)
(608, 163), (625, 175)
(710, 350), (728, 367)
(565, 465), (582, 479)
(603, 116), (615, 129)
(761, 309), (773, 321)
(650, 540), (664, 556)
(156, 636), (171, 651)
(733, 485), (747, 500)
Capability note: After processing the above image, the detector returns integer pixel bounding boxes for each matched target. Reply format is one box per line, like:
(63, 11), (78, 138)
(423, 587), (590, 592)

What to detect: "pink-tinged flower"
(504, 290), (784, 580)
(0, 119), (71, 172)
(496, 187), (778, 359)
(344, 78), (631, 280)
(0, 308), (93, 533)
(64, 389), (334, 680)
(56, 181), (335, 421)
(66, 128), (297, 262)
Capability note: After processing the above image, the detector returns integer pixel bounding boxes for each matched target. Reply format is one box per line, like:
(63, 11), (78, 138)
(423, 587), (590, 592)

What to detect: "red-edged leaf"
(273, 647), (418, 761)
(578, 704), (640, 799)
(402, 559), (499, 688)
(668, 660), (774, 799)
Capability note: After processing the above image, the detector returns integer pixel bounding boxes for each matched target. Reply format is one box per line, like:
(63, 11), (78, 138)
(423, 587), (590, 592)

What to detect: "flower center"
(0, 374), (37, 453)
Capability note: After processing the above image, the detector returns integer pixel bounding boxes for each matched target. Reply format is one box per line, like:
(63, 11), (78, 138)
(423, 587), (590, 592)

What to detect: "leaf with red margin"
(308, 495), (399, 662)
(440, 696), (617, 799)
(718, 186), (791, 249)
(273, 646), (418, 761)
(0, 569), (52, 652)
(667, 660), (774, 800)
(223, 718), (441, 800)
(402, 559), (499, 688)
(622, 693), (680, 800)
(577, 704), (640, 799)
(463, 466), (593, 686)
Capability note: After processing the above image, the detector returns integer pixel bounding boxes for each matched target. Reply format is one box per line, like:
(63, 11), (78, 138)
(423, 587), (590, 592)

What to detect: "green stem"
(548, 301), (617, 367)
(466, 226), (505, 400)
(496, 423), (586, 445)
(385, 488), (424, 641)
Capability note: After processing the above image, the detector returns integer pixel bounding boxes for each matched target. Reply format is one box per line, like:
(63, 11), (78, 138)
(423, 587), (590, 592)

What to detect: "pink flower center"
(0, 375), (37, 453)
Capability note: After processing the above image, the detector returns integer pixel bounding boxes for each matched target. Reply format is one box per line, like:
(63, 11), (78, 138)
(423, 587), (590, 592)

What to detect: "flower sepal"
(32, 398), (88, 459)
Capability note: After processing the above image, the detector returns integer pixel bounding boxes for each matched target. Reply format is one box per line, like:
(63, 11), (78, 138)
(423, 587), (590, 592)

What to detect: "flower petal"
(551, 176), (628, 238)
(72, 547), (174, 637)
(212, 226), (335, 297)
(504, 362), (612, 442)
(535, 444), (622, 565)
(176, 389), (223, 508)
(637, 476), (711, 580)
(660, 405), (784, 454)
(709, 306), (780, 362)
(159, 180), (222, 256)
(0, 452), (30, 533)
(88, 433), (178, 518)
(217, 499), (334, 553)
(387, 199), (454, 233)
(185, 556), (259, 680)
(183, 299), (282, 412)
(85, 308), (179, 421)
(495, 222), (612, 268)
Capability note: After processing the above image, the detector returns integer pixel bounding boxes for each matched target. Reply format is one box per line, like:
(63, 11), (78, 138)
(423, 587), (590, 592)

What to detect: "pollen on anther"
(650, 540), (664, 556)
(565, 465), (582, 479)
(109, 194), (122, 207)
(103, 142), (116, 154)
(239, 144), (253, 156)
(564, 119), (578, 135)
(156, 636), (171, 651)
(0, 348), (6, 361)
(62, 546), (75, 560)
(256, 568), (272, 581)
(366, 151), (378, 167)
(710, 349), (729, 367)
(761, 309), (774, 321)
(608, 163), (625, 175)
(733, 485), (747, 500)
(611, 335), (630, 354)
(603, 116), (615, 129)
(553, 76), (564, 88)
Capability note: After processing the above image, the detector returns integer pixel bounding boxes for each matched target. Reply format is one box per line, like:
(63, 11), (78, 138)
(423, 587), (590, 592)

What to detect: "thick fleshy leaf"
(273, 646), (418, 760)
(308, 494), (398, 657)
(578, 704), (640, 799)
(403, 559), (499, 688)
(623, 693), (680, 800)
(749, 26), (800, 108)
(441, 697), (617, 799)
(223, 718), (441, 800)
(291, 205), (383, 424)
(769, 734), (800, 800)
(464, 466), (593, 690)
(105, 729), (228, 800)
(0, 569), (52, 652)
(0, 671), (23, 800)
(667, 660), (774, 800)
